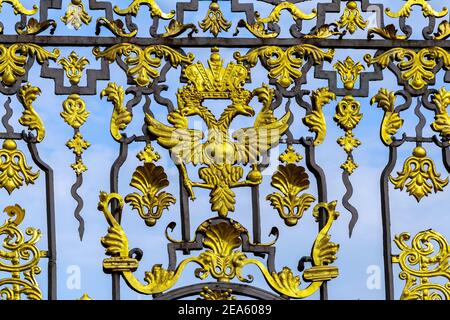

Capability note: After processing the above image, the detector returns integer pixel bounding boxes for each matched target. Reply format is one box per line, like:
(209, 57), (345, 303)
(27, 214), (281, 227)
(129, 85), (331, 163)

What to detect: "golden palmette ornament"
(199, 1), (231, 37)
(58, 52), (89, 86)
(393, 229), (450, 300)
(0, 139), (39, 194)
(0, 204), (44, 300)
(336, 1), (368, 34)
(334, 96), (362, 175)
(146, 48), (291, 217)
(333, 56), (365, 90)
(267, 146), (315, 226)
(61, 0), (92, 30)
(390, 146), (449, 202)
(364, 47), (450, 91)
(124, 163), (176, 226)
(98, 190), (340, 298)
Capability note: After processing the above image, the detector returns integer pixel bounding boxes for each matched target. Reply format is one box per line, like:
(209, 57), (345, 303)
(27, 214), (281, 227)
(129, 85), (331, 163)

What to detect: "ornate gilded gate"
(0, 0), (449, 300)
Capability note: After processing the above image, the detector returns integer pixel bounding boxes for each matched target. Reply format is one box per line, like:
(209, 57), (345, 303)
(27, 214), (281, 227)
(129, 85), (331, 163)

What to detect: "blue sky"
(2, 0), (450, 300)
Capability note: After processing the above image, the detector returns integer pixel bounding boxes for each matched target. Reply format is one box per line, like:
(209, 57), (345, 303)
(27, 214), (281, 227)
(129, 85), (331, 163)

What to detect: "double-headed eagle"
(146, 48), (290, 217)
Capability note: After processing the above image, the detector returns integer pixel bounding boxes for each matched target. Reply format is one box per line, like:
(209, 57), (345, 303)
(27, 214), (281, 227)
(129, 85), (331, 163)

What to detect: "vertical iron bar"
(178, 166), (191, 254)
(251, 185), (261, 244)
(26, 140), (57, 300)
(380, 144), (398, 300)
(301, 137), (328, 300)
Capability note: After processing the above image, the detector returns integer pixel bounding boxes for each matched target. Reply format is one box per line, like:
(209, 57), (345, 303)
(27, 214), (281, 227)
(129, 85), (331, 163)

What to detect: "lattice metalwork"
(0, 0), (449, 300)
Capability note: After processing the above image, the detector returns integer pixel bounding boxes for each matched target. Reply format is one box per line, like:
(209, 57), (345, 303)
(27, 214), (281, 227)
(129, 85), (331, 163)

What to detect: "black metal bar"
(26, 137), (57, 300)
(1, 35), (450, 48)
(177, 165), (191, 254)
(380, 144), (400, 300)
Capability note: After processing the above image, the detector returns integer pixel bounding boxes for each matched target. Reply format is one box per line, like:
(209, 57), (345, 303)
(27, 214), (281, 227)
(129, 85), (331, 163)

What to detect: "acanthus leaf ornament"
(58, 52), (89, 86)
(393, 230), (450, 300)
(235, 45), (335, 88)
(385, 0), (448, 18)
(93, 43), (195, 87)
(368, 24), (408, 40)
(433, 21), (450, 40)
(146, 48), (290, 217)
(95, 18), (138, 38)
(0, 139), (39, 194)
(334, 57), (365, 90)
(430, 88), (450, 138)
(336, 1), (368, 34)
(390, 146), (449, 202)
(364, 47), (450, 91)
(303, 87), (336, 146)
(100, 83), (132, 141)
(0, 44), (60, 86)
(124, 163), (176, 227)
(370, 88), (405, 145)
(0, 204), (44, 300)
(17, 83), (45, 142)
(199, 1), (231, 37)
(15, 18), (57, 36)
(61, 0), (92, 30)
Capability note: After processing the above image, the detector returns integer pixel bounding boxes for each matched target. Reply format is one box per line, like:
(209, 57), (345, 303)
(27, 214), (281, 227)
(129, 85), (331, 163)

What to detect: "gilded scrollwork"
(199, 287), (235, 300)
(0, 204), (44, 300)
(390, 146), (449, 201)
(434, 21), (450, 40)
(303, 87), (336, 146)
(93, 43), (195, 87)
(236, 2), (317, 39)
(393, 230), (450, 300)
(385, 0), (448, 18)
(235, 45), (335, 88)
(114, 0), (175, 19)
(99, 190), (339, 298)
(95, 18), (138, 38)
(336, 1), (368, 34)
(17, 83), (45, 142)
(364, 47), (450, 91)
(15, 18), (57, 36)
(124, 163), (176, 227)
(333, 56), (365, 90)
(100, 82), (132, 141)
(0, 44), (60, 86)
(370, 88), (405, 145)
(0, 0), (38, 16)
(0, 139), (39, 194)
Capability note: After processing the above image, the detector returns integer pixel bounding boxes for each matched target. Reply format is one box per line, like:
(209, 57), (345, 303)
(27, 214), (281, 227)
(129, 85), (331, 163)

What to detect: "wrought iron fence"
(0, 0), (449, 300)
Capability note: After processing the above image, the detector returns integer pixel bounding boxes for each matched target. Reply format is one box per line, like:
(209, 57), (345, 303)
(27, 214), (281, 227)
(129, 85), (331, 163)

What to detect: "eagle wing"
(145, 114), (204, 165)
(233, 111), (291, 165)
